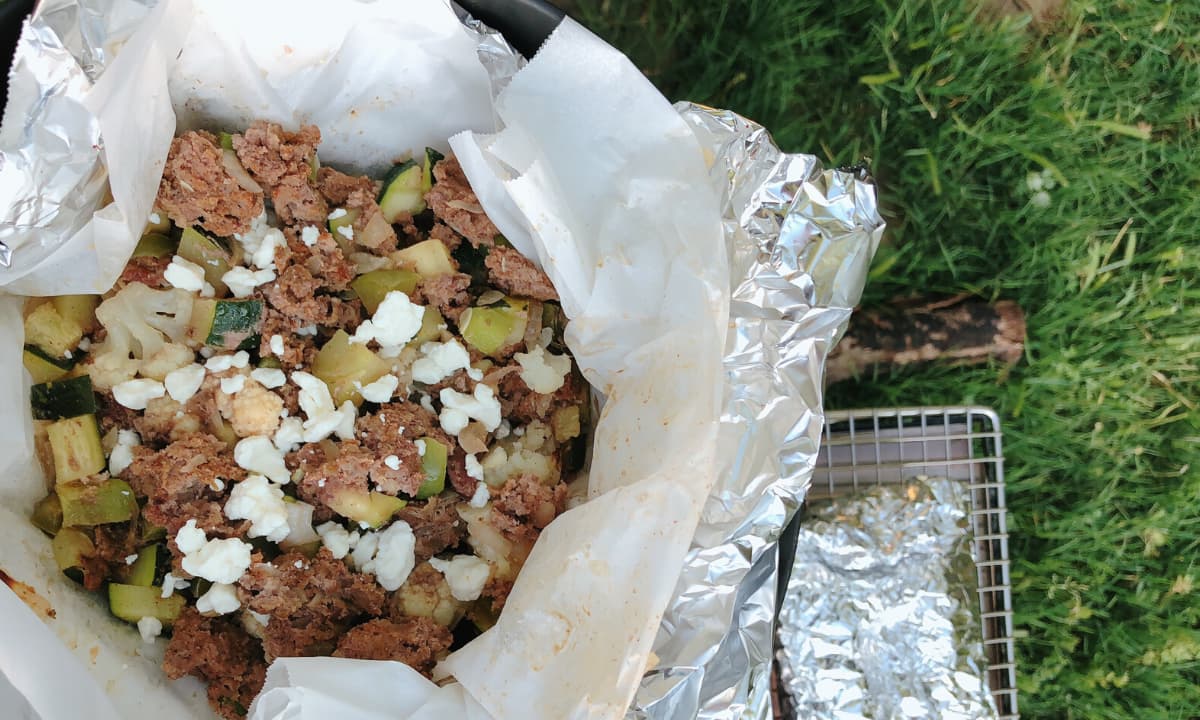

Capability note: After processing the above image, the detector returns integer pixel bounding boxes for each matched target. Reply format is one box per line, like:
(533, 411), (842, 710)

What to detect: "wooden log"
(826, 296), (1026, 384)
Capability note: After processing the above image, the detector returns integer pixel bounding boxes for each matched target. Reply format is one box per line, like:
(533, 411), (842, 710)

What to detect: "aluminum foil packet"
(0, 1), (884, 718)
(777, 478), (998, 720)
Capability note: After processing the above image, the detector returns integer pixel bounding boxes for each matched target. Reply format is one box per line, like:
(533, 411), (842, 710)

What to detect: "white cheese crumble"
(164, 255), (208, 293)
(411, 340), (472, 384)
(250, 367), (287, 389)
(292, 371), (357, 442)
(112, 378), (165, 410)
(297, 325), (319, 336)
(428, 555), (490, 602)
(108, 429), (141, 477)
(273, 416), (304, 452)
(148, 212), (161, 225)
(224, 475), (290, 542)
(328, 208), (348, 220)
(269, 334), (286, 356)
(415, 439), (427, 457)
(137, 616), (163, 643)
(196, 583), (240, 615)
(350, 291), (424, 348)
(420, 394), (436, 414)
(175, 519), (253, 584)
(220, 374), (246, 395)
(222, 266), (276, 298)
(351, 521), (416, 591)
(300, 226), (320, 247)
(233, 213), (285, 269)
(206, 351), (250, 372)
(467, 367), (483, 381)
(384, 455), (401, 470)
(465, 453), (484, 481)
(495, 419), (512, 439)
(77, 337), (91, 351)
(336, 225), (354, 241)
(161, 572), (189, 599)
(124, 553), (139, 565)
(356, 374), (398, 403)
(164, 363), (205, 403)
(514, 345), (571, 394)
(438, 384), (502, 435)
(469, 482), (490, 508)
(234, 436), (291, 484)
(317, 522), (359, 560)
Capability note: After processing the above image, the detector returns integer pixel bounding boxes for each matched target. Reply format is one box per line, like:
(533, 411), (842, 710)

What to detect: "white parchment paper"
(0, 1), (729, 719)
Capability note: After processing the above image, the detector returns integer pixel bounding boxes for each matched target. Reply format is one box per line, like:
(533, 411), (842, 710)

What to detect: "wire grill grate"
(782, 406), (1019, 719)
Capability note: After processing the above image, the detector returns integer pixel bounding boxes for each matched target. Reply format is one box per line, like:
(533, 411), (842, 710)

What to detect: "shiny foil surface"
(0, 4), (884, 718)
(777, 478), (997, 720)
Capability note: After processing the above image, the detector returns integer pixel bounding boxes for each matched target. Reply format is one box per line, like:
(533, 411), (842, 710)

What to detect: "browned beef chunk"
(416, 272), (472, 322)
(423, 156), (499, 246)
(484, 246), (558, 302)
(157, 131), (264, 237)
(333, 617), (452, 676)
(163, 608), (267, 720)
(122, 434), (246, 535)
(395, 496), (467, 563)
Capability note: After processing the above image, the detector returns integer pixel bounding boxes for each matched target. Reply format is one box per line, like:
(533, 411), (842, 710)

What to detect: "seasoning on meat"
(157, 131), (264, 237)
(396, 496), (467, 562)
(485, 246), (558, 302)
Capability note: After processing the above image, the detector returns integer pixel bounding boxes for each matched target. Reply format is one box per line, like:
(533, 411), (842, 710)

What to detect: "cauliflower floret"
(140, 396), (203, 443)
(89, 284), (193, 390)
(138, 342), (195, 381)
(216, 377), (283, 438)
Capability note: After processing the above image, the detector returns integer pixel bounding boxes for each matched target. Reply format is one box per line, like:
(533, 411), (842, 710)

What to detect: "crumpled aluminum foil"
(0, 3), (884, 718)
(778, 478), (997, 720)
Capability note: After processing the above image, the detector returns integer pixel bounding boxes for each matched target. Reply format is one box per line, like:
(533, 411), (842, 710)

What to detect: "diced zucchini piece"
(52, 295), (100, 333)
(140, 521), (167, 544)
(351, 269), (420, 314)
(288, 540), (323, 559)
(207, 412), (239, 449)
(178, 227), (232, 296)
(326, 490), (407, 528)
(30, 375), (97, 421)
(466, 598), (499, 632)
(52, 527), (95, 582)
(328, 207), (360, 253)
(378, 159), (424, 221)
(416, 438), (448, 499)
(108, 583), (185, 626)
(409, 307), (444, 348)
(552, 405), (581, 442)
(422, 147), (444, 193)
(58, 478), (137, 527)
(30, 492), (63, 536)
(47, 414), (105, 484)
(23, 345), (73, 384)
(191, 299), (263, 350)
(24, 303), (83, 358)
(258, 356), (283, 369)
(123, 544), (159, 587)
(452, 242), (490, 288)
(393, 239), (456, 278)
(145, 208), (172, 235)
(218, 132), (235, 151)
(133, 232), (176, 259)
(311, 330), (390, 406)
(458, 299), (528, 357)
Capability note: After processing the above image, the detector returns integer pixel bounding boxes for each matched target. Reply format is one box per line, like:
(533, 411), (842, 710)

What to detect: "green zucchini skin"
(30, 375), (97, 421)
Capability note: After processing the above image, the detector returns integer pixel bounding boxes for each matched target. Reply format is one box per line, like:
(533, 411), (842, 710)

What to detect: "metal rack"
(791, 406), (1019, 719)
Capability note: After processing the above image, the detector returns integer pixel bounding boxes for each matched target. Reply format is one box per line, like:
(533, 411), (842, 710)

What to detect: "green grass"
(576, 1), (1200, 717)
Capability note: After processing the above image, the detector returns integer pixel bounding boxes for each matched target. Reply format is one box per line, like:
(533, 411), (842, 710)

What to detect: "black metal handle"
(454, 0), (565, 59)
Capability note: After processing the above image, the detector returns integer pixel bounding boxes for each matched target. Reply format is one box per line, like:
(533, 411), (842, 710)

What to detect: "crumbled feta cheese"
(316, 522), (354, 559)
(300, 226), (320, 247)
(164, 363), (205, 403)
(469, 482), (490, 508)
(465, 453), (484, 481)
(467, 367), (483, 381)
(108, 429), (141, 477)
(220, 374), (246, 395)
(420, 395), (436, 414)
(514, 345), (571, 394)
(77, 337), (91, 351)
(196, 583), (240, 615)
(251, 231), (278, 269)
(415, 439), (427, 457)
(249, 610), (271, 626)
(223, 266), (276, 298)
(148, 212), (161, 225)
(212, 478), (226, 492)
(269, 334), (286, 356)
(351, 291), (424, 348)
(273, 416), (304, 452)
(176, 519), (253, 584)
(161, 572), (189, 599)
(428, 555), (490, 602)
(356, 374), (399, 403)
(206, 351), (250, 372)
(233, 214), (285, 268)
(384, 455), (401, 470)
(63, 349), (72, 359)
(351, 521), (416, 591)
(296, 325), (318, 336)
(439, 384), (502, 435)
(164, 255), (208, 293)
(336, 225), (354, 241)
(137, 616), (163, 643)
(292, 371), (357, 442)
(397, 425), (405, 436)
(225, 475), (290, 542)
(112, 378), (165, 410)
(411, 340), (471, 384)
(250, 367), (287, 389)
(124, 554), (139, 565)
(293, 560), (305, 569)
(328, 208), (348, 220)
(495, 419), (512, 440)
(199, 346), (215, 358)
(234, 436), (291, 484)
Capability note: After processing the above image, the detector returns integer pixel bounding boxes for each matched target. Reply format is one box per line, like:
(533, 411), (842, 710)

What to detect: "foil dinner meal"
(0, 1), (893, 718)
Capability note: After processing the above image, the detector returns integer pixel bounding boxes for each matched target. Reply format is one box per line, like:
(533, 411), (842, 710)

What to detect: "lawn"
(575, 1), (1200, 718)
